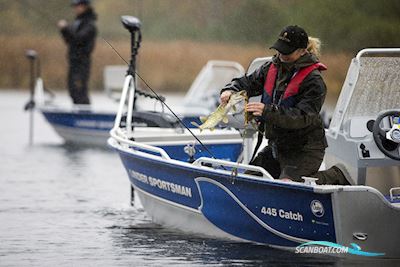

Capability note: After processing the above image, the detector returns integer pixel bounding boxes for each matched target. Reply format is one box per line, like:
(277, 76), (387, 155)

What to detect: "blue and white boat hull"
(40, 106), (203, 146)
(110, 137), (400, 257)
(41, 107), (114, 145)
(109, 138), (337, 247)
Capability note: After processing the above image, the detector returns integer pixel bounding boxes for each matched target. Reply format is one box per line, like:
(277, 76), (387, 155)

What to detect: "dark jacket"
(61, 7), (97, 63)
(222, 54), (328, 151)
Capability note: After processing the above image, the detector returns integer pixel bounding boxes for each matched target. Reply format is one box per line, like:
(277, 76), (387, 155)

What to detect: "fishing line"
(21, 0), (223, 162)
(102, 37), (129, 65)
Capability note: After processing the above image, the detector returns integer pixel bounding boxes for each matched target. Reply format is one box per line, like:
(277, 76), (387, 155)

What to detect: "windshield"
(343, 57), (400, 122)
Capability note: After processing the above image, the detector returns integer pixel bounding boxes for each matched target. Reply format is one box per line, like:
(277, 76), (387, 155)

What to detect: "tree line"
(2, 0), (400, 53)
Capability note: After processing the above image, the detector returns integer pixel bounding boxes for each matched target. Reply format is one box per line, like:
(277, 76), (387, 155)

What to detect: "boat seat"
(246, 57), (272, 74)
(183, 60), (245, 111)
(103, 65), (127, 99)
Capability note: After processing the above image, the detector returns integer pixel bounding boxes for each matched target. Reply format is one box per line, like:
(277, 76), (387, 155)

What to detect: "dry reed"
(0, 35), (351, 99)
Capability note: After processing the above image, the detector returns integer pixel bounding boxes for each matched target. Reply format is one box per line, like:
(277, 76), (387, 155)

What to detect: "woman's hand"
(246, 102), (265, 117)
(220, 90), (233, 105)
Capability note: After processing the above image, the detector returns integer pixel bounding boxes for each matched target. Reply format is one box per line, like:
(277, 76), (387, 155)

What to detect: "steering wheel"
(372, 110), (400, 160)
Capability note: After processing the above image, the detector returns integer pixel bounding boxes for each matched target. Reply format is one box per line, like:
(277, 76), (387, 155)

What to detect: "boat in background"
(110, 42), (400, 258)
(31, 60), (243, 146)
(25, 15), (244, 146)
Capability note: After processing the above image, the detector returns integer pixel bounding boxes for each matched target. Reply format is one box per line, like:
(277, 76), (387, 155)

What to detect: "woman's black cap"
(71, 0), (91, 6)
(270, 25), (308, 55)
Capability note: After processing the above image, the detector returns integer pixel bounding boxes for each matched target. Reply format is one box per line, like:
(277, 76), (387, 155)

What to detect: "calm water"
(0, 90), (397, 266)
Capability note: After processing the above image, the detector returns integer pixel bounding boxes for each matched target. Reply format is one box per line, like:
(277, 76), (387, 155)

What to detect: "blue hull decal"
(42, 111), (115, 132)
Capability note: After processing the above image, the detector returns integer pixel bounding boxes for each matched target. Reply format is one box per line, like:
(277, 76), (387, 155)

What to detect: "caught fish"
(191, 90), (247, 131)
(244, 93), (249, 126)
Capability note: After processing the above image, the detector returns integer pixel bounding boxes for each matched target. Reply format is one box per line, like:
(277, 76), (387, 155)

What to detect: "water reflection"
(106, 207), (341, 266)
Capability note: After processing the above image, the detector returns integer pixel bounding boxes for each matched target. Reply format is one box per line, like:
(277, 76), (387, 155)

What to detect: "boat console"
(325, 49), (400, 194)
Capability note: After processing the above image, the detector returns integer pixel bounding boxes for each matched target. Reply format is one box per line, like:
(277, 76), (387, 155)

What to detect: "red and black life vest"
(262, 62), (327, 108)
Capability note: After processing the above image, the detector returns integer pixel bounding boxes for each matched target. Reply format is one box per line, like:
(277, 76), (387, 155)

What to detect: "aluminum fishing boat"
(109, 46), (400, 258)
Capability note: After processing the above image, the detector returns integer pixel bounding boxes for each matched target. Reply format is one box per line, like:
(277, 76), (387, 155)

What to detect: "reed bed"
(0, 35), (351, 99)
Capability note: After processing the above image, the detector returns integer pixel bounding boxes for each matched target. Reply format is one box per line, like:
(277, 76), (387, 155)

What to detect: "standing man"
(58, 0), (97, 105)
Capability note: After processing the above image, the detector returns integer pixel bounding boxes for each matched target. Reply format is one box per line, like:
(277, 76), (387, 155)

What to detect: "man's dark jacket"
(221, 54), (328, 152)
(60, 8), (97, 63)
(60, 8), (97, 104)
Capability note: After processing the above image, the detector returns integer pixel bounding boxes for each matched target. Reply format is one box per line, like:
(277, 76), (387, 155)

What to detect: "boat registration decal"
(261, 207), (304, 222)
(129, 169), (192, 198)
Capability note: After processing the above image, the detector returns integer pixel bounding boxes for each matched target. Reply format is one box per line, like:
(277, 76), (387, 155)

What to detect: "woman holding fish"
(220, 25), (349, 185)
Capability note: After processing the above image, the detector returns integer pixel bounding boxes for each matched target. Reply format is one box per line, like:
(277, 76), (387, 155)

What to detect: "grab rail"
(126, 75), (136, 135)
(110, 128), (171, 160)
(193, 157), (274, 180)
(356, 48), (400, 61)
(113, 75), (133, 129)
(110, 74), (171, 160)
